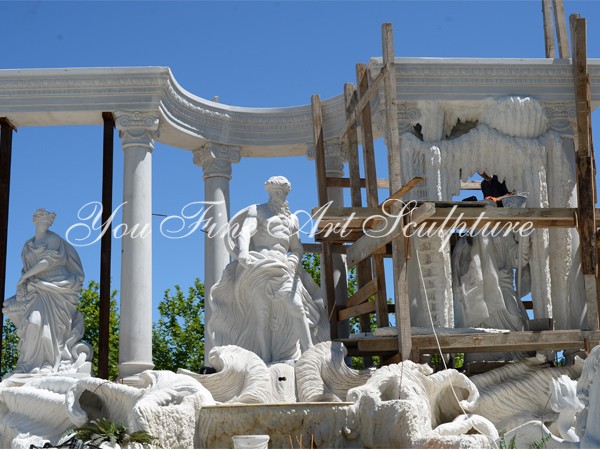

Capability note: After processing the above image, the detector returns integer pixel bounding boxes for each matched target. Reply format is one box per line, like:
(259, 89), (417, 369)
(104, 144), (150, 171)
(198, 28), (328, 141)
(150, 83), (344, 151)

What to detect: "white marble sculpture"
(575, 344), (600, 448)
(2, 209), (91, 379)
(206, 176), (328, 363)
(452, 231), (531, 333)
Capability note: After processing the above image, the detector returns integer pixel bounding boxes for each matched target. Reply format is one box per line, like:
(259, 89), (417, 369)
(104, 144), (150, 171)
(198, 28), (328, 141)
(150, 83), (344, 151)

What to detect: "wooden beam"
(356, 62), (388, 331)
(98, 113), (114, 379)
(313, 206), (589, 239)
(302, 243), (347, 254)
(553, 0), (570, 58)
(542, 0), (556, 58)
(346, 202), (436, 268)
(382, 22), (411, 360)
(325, 176), (389, 189)
(460, 181), (483, 191)
(345, 330), (600, 354)
(338, 65), (388, 141)
(0, 118), (14, 372)
(312, 95), (338, 339)
(347, 278), (378, 308)
(571, 17), (597, 280)
(338, 300), (376, 322)
(380, 176), (424, 215)
(344, 83), (374, 338)
(356, 63), (379, 208)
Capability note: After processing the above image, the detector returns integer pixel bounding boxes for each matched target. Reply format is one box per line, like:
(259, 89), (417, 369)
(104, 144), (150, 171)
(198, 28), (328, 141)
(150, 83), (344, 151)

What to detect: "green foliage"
(529, 434), (551, 449)
(1, 319), (19, 376)
(78, 281), (120, 380)
(72, 418), (156, 448)
(152, 278), (205, 372)
(302, 252), (321, 286)
(498, 431), (517, 449)
(453, 353), (465, 370)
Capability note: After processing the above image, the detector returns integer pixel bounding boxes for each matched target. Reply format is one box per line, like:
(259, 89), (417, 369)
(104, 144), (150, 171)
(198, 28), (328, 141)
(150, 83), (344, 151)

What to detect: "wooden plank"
(338, 300), (376, 322)
(542, 0), (556, 58)
(460, 181), (483, 191)
(312, 95), (328, 208)
(301, 243), (347, 254)
(98, 112), (114, 379)
(379, 176), (424, 214)
(326, 176), (389, 189)
(311, 95), (338, 339)
(585, 274), (599, 330)
(339, 65), (388, 141)
(346, 202), (436, 268)
(0, 118), (14, 372)
(571, 17), (597, 278)
(344, 82), (373, 338)
(356, 63), (379, 208)
(553, 0), (570, 58)
(382, 22), (411, 361)
(347, 278), (378, 308)
(351, 330), (600, 354)
(373, 254), (389, 327)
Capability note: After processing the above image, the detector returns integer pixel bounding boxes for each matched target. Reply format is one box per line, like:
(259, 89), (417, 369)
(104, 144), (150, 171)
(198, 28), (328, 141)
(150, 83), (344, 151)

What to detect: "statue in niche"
(2, 209), (91, 379)
(207, 176), (328, 364)
(452, 230), (531, 333)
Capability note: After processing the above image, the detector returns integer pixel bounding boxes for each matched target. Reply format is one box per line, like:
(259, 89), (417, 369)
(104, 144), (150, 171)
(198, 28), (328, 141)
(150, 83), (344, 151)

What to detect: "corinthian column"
(193, 143), (240, 362)
(115, 111), (159, 382)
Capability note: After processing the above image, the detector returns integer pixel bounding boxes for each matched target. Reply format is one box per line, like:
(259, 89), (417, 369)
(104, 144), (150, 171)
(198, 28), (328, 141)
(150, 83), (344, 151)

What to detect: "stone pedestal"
(193, 143), (240, 362)
(115, 111), (159, 381)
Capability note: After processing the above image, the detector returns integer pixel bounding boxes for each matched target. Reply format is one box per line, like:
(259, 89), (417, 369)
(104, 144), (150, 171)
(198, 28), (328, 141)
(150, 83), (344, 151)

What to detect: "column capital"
(306, 140), (346, 177)
(193, 142), (241, 180)
(114, 111), (160, 151)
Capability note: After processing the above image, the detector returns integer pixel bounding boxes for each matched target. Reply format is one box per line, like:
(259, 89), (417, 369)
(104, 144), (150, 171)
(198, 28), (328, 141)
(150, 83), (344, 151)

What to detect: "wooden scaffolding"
(310, 13), (600, 365)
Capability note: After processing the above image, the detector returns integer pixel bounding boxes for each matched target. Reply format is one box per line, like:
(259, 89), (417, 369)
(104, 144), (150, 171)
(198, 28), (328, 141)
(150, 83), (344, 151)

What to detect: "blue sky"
(1, 1), (599, 322)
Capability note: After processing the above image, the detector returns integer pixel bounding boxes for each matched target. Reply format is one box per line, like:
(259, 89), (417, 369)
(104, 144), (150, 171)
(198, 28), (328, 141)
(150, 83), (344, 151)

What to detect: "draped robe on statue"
(3, 231), (88, 374)
(207, 206), (329, 363)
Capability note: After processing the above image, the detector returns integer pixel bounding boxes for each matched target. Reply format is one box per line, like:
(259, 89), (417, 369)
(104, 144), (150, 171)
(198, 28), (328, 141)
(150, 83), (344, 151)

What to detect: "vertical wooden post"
(99, 113), (115, 379)
(542, 0), (556, 58)
(570, 16), (598, 330)
(553, 0), (571, 58)
(356, 64), (389, 330)
(382, 23), (412, 361)
(0, 118), (14, 372)
(345, 83), (374, 365)
(312, 95), (338, 340)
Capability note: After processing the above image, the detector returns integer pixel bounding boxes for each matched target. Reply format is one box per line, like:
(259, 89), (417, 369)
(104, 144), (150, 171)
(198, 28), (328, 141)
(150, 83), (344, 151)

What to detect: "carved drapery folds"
(193, 143), (241, 180)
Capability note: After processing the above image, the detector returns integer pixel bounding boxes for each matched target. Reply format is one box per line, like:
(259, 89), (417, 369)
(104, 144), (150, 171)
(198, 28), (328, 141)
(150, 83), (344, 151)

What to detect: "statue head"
(265, 176), (291, 215)
(32, 208), (56, 227)
(265, 176), (291, 196)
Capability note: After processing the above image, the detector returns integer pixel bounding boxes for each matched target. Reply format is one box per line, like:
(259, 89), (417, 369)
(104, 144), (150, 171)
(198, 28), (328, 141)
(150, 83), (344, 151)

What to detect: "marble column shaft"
(193, 143), (240, 362)
(115, 111), (158, 380)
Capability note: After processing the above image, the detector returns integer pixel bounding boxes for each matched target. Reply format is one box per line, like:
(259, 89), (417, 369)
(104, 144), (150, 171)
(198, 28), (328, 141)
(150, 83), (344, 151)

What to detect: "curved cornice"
(0, 58), (599, 157)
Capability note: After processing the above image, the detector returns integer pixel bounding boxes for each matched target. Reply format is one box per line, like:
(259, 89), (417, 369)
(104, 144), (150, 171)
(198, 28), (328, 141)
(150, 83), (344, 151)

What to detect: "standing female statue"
(3, 209), (91, 377)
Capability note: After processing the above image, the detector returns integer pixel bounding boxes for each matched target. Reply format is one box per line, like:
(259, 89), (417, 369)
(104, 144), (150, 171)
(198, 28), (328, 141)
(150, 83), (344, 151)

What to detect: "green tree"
(1, 319), (19, 376)
(78, 281), (120, 380)
(152, 278), (205, 372)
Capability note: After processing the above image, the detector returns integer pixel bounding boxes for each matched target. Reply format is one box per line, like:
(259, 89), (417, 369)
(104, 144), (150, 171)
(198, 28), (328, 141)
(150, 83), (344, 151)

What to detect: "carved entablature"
(193, 143), (241, 180)
(543, 102), (577, 136)
(306, 140), (346, 177)
(114, 111), (160, 151)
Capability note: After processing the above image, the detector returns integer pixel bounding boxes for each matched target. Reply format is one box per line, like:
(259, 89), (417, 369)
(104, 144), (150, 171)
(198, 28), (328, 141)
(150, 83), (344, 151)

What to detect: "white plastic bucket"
(232, 435), (270, 449)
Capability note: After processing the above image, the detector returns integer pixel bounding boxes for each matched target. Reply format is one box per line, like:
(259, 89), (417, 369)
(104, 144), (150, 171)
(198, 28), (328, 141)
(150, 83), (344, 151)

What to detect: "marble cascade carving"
(0, 342), (598, 449)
